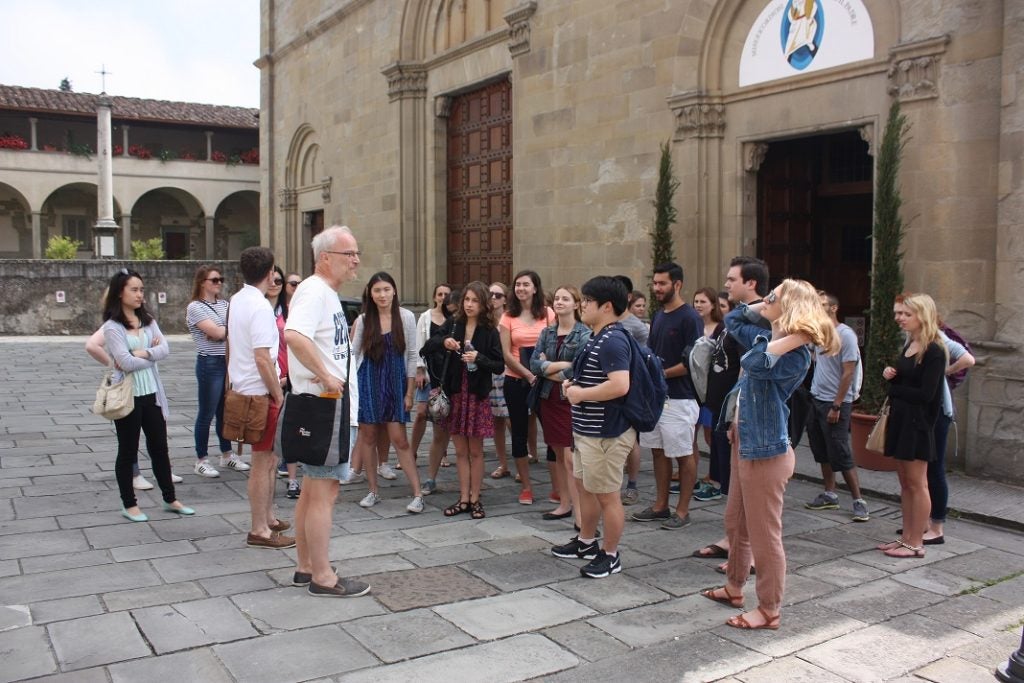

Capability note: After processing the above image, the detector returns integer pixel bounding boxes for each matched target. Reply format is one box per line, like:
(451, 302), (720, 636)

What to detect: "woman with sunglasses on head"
(414, 283), (453, 496)
(103, 269), (195, 522)
(487, 282), (511, 479)
(701, 279), (837, 630)
(691, 286), (725, 499)
(422, 281), (504, 518)
(186, 265), (248, 478)
(500, 270), (555, 505)
(877, 293), (949, 559)
(350, 272), (423, 512)
(530, 285), (590, 524)
(266, 266), (301, 497)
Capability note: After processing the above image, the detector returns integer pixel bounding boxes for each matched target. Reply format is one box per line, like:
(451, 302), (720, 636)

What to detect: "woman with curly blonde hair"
(877, 292), (948, 558)
(701, 279), (836, 631)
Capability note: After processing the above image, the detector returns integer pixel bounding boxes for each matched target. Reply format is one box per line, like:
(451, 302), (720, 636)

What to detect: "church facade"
(257, 0), (1023, 483)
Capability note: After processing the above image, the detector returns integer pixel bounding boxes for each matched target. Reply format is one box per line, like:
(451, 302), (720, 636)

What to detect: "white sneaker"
(220, 455), (251, 472)
(194, 460), (220, 478)
(340, 470), (365, 485)
(359, 491), (381, 508)
(170, 472), (183, 484)
(406, 496), (424, 514)
(132, 475), (154, 490)
(377, 463), (398, 480)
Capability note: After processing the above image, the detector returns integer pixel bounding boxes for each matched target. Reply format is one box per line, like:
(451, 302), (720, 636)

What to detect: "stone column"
(121, 214), (132, 258)
(205, 215), (216, 259)
(31, 211), (42, 259)
(121, 125), (129, 156)
(93, 95), (119, 258)
(28, 117), (38, 151)
(205, 131), (214, 161)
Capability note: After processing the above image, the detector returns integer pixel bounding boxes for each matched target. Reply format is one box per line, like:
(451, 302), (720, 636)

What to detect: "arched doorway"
(41, 183), (123, 258)
(131, 188), (205, 259)
(214, 191), (260, 259)
(0, 182), (31, 257)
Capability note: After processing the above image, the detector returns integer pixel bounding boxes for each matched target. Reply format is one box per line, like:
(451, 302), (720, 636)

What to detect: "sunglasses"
(272, 277), (284, 285)
(287, 280), (300, 287)
(765, 291), (778, 304)
(206, 277), (225, 284)
(489, 292), (505, 299)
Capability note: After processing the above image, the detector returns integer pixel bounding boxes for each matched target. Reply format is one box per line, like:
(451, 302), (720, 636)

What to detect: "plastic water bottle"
(464, 341), (478, 372)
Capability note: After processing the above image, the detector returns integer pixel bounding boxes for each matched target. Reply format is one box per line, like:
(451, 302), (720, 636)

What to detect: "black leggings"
(114, 394), (175, 508)
(503, 376), (532, 458)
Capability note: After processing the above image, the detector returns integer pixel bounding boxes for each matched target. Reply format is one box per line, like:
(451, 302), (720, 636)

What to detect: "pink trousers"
(724, 426), (795, 613)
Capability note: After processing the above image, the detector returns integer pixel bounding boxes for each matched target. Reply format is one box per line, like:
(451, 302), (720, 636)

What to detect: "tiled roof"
(0, 84), (258, 129)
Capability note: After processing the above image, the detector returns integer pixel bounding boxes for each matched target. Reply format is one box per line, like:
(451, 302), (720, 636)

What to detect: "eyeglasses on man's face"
(325, 250), (362, 259)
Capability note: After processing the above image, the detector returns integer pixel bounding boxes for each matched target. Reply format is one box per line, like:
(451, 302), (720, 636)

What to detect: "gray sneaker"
(631, 506), (671, 522)
(660, 513), (691, 530)
(805, 492), (840, 510)
(308, 577), (371, 598)
(621, 488), (639, 506)
(851, 499), (870, 522)
(420, 479), (437, 496)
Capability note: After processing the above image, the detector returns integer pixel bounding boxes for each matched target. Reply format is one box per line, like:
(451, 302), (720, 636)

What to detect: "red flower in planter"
(211, 150), (227, 162)
(128, 144), (152, 159)
(180, 150), (197, 160)
(240, 147), (260, 164)
(113, 144), (124, 156)
(0, 134), (30, 150)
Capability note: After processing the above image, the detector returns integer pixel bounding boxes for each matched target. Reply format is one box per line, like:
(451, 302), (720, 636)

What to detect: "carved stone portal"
(887, 35), (949, 102)
(382, 62), (428, 102)
(667, 92), (726, 141)
(504, 1), (538, 58)
(743, 142), (770, 173)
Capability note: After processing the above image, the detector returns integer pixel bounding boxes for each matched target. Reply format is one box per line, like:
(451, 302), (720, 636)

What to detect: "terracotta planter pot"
(850, 411), (898, 472)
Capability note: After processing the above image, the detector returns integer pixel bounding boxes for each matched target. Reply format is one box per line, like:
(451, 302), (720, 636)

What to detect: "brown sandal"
(444, 500), (470, 517)
(470, 500), (486, 519)
(490, 466), (510, 479)
(701, 586), (744, 608)
(726, 606), (780, 630)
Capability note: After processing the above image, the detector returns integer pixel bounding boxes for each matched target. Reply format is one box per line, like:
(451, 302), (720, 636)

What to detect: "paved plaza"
(0, 336), (1022, 682)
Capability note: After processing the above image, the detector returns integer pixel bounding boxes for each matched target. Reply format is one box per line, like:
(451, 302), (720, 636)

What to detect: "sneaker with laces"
(660, 513), (691, 530)
(406, 496), (424, 514)
(851, 499), (870, 522)
(132, 474), (154, 490)
(359, 491), (381, 508)
(669, 482), (681, 494)
(620, 487), (640, 506)
(631, 506), (671, 522)
(805, 492), (840, 510)
(340, 469), (365, 485)
(221, 455), (251, 472)
(170, 472), (183, 484)
(277, 464), (289, 478)
(420, 479), (437, 496)
(194, 460), (220, 478)
(287, 480), (301, 499)
(308, 577), (371, 598)
(551, 536), (600, 559)
(580, 550), (622, 578)
(377, 463), (398, 480)
(693, 483), (722, 501)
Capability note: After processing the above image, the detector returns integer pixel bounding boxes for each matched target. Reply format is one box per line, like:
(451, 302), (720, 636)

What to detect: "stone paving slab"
(132, 596), (259, 653)
(337, 633), (578, 683)
(107, 648), (235, 683)
(398, 541), (495, 568)
(889, 565), (985, 596)
(0, 529), (89, 560)
(28, 596), (104, 624)
(47, 612), (150, 672)
(0, 625), (57, 682)
(20, 549), (112, 574)
(231, 587), (384, 631)
(0, 560), (162, 603)
(816, 577), (947, 624)
(461, 549), (581, 592)
(733, 655), (849, 683)
(549, 572), (671, 613)
(915, 593), (1024, 637)
(588, 593), (740, 648)
(359, 564), (498, 611)
(434, 587), (595, 640)
(101, 581), (207, 612)
(213, 624), (379, 683)
(342, 608), (477, 663)
(150, 547), (294, 583)
(714, 602), (867, 657)
(542, 620), (633, 662)
(925, 547), (1024, 583)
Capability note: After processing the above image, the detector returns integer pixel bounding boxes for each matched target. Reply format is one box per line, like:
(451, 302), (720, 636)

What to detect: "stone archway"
(41, 183), (124, 258)
(214, 191), (260, 260)
(130, 188), (205, 260)
(0, 182), (31, 257)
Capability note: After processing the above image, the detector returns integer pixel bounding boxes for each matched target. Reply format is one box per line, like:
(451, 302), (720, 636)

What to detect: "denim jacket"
(723, 304), (811, 460)
(529, 321), (591, 401)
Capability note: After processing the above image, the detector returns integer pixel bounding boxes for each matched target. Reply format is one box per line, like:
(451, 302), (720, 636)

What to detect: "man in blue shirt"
(633, 262), (703, 529)
(551, 276), (631, 579)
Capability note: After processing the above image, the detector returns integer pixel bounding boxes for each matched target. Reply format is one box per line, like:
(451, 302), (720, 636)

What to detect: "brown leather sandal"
(726, 606), (780, 630)
(444, 500), (470, 517)
(701, 585), (744, 608)
(470, 499), (486, 519)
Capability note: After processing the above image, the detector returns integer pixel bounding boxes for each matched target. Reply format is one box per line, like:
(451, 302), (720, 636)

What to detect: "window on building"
(62, 215), (90, 247)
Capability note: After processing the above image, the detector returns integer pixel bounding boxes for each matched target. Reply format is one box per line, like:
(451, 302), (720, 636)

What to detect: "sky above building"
(0, 0), (260, 108)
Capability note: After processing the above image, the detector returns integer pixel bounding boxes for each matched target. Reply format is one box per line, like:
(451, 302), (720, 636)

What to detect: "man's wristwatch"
(830, 404), (841, 412)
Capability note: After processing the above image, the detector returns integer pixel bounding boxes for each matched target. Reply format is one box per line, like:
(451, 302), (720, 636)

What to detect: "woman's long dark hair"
(508, 269), (545, 319)
(455, 281), (495, 330)
(102, 269), (153, 329)
(360, 271), (405, 362)
(267, 265), (288, 320)
(432, 282), (453, 319)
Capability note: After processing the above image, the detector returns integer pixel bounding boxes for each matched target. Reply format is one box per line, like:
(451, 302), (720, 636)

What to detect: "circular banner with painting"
(739, 0), (874, 87)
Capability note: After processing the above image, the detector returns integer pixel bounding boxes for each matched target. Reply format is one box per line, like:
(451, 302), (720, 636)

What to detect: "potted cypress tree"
(851, 100), (909, 471)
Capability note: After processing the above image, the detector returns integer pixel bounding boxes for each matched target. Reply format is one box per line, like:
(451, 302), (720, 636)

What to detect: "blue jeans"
(928, 414), (952, 523)
(195, 355), (231, 458)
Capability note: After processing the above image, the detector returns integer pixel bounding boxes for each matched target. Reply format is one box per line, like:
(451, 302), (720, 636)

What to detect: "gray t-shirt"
(619, 313), (649, 346)
(811, 323), (861, 404)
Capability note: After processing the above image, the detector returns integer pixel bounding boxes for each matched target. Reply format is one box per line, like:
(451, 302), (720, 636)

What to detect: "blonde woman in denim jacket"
(530, 286), (591, 525)
(702, 279), (837, 630)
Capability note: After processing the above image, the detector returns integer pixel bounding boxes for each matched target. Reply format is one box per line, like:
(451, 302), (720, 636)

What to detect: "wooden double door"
(446, 79), (513, 289)
(757, 132), (873, 324)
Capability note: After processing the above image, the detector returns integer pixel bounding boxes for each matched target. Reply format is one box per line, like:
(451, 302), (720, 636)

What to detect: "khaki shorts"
(573, 432), (636, 494)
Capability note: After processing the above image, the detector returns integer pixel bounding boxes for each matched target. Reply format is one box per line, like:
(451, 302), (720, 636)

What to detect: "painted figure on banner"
(783, 0), (823, 69)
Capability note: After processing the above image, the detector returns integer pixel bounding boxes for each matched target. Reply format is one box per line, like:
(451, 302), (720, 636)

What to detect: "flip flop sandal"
(726, 606), (780, 630)
(441, 457), (452, 468)
(701, 586), (744, 608)
(692, 544), (728, 559)
(882, 538), (925, 558)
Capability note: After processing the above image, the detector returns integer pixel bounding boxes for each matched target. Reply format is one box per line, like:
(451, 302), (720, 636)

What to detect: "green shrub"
(45, 235), (82, 259)
(131, 237), (165, 260)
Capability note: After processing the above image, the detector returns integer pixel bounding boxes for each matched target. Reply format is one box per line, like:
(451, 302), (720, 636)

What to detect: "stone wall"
(0, 260), (241, 336)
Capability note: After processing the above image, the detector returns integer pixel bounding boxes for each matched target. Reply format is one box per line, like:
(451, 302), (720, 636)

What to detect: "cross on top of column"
(95, 64), (113, 93)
